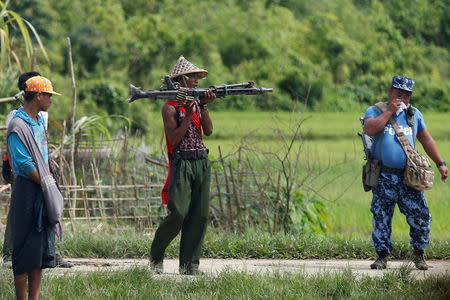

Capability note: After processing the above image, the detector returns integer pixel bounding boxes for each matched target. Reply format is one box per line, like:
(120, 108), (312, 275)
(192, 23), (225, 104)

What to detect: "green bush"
(2, 0), (448, 117)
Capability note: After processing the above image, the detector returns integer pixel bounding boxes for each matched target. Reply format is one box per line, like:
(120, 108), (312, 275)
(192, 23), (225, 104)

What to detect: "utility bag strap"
(373, 102), (387, 161)
(389, 115), (434, 191)
(389, 117), (416, 158)
(389, 116), (424, 164)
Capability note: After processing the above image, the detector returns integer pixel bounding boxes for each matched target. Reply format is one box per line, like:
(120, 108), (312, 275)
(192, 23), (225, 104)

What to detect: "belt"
(174, 149), (209, 160)
(381, 165), (404, 175)
(169, 149), (209, 189)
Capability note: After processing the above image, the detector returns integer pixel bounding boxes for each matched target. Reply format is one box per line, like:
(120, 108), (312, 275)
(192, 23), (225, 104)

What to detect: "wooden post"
(237, 147), (242, 185)
(144, 170), (153, 230)
(0, 96), (17, 103)
(273, 173), (281, 233)
(132, 168), (143, 230)
(122, 126), (129, 184)
(229, 162), (244, 231)
(59, 120), (66, 184)
(214, 169), (225, 226)
(210, 207), (223, 230)
(62, 174), (75, 233)
(110, 163), (119, 227)
(81, 166), (91, 230)
(218, 146), (234, 232)
(67, 37), (78, 220)
(91, 161), (106, 219)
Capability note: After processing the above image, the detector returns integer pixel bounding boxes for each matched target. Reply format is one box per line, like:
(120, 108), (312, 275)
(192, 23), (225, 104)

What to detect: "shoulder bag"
(389, 117), (434, 190)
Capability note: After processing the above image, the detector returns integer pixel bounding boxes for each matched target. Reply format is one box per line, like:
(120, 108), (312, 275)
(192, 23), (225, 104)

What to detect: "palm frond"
(63, 115), (131, 146)
(23, 19), (49, 61)
(0, 28), (6, 67)
(0, 0), (47, 68)
(6, 10), (32, 58)
(0, 1), (8, 14)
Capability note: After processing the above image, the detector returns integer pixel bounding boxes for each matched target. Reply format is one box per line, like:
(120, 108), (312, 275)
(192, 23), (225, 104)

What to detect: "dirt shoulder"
(48, 258), (450, 279)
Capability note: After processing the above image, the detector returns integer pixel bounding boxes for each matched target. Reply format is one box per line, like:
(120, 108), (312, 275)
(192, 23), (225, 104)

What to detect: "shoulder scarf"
(7, 117), (63, 239)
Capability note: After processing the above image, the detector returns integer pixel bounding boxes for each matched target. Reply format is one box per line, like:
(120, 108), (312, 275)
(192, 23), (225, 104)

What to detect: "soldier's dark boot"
(179, 263), (204, 275)
(150, 259), (163, 274)
(413, 249), (429, 270)
(370, 252), (389, 270)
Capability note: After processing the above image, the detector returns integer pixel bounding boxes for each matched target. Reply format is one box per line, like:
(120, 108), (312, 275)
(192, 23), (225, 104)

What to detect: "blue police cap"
(392, 76), (415, 93)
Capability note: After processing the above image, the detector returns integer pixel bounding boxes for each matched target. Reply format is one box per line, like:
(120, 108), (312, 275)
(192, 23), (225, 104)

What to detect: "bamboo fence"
(0, 134), (267, 234)
(0, 37), (273, 235)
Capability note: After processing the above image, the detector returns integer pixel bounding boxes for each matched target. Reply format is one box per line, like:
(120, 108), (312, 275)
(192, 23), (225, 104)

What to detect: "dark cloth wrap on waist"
(10, 176), (56, 275)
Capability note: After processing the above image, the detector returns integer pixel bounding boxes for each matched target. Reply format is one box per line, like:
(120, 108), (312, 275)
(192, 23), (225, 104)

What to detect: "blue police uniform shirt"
(364, 105), (426, 169)
(7, 107), (48, 178)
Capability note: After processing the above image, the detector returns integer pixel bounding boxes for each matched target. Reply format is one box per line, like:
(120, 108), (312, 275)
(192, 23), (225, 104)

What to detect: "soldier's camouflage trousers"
(371, 172), (431, 254)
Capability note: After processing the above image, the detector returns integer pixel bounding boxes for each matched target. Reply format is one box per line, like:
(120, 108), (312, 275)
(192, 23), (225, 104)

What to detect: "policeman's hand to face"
(387, 87), (411, 115)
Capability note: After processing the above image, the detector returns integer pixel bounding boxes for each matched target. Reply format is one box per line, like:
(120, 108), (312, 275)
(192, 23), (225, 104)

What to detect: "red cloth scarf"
(161, 100), (202, 204)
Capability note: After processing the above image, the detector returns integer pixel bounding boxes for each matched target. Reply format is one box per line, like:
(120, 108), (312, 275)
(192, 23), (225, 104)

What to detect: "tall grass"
(37, 229), (450, 259)
(4, 227), (447, 260)
(1, 266), (448, 300)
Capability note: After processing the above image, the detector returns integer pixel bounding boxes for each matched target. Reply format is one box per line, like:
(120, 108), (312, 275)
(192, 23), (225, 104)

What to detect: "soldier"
(363, 76), (448, 270)
(150, 56), (216, 275)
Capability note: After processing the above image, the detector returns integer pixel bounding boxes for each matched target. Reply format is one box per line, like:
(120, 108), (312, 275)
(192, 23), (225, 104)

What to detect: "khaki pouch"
(404, 152), (434, 191)
(362, 159), (381, 191)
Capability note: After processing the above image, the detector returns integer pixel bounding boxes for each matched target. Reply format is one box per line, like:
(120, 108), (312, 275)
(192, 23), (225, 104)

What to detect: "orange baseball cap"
(25, 76), (62, 96)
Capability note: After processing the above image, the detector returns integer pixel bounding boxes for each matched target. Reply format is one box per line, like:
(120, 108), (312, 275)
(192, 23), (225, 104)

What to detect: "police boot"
(413, 249), (429, 270)
(370, 252), (389, 270)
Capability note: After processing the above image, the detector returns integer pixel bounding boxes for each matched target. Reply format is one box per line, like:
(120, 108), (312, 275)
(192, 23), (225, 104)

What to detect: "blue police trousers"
(371, 172), (431, 254)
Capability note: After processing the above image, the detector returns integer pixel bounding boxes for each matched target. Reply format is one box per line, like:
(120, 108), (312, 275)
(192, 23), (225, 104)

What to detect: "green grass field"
(1, 266), (449, 300)
(144, 110), (449, 240)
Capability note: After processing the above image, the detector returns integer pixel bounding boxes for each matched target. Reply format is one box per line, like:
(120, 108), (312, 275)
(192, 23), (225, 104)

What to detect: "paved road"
(49, 258), (450, 279)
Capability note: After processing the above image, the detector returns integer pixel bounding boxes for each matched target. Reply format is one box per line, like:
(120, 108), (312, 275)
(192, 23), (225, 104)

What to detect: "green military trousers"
(150, 157), (211, 270)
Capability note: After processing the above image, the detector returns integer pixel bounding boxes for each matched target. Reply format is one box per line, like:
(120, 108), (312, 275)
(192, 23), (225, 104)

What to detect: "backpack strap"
(389, 116), (416, 159)
(373, 102), (388, 163)
(374, 101), (388, 112)
(406, 104), (415, 129)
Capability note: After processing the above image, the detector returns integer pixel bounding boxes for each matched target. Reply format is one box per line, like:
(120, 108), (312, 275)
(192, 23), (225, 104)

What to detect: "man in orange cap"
(150, 56), (216, 275)
(6, 75), (61, 300)
(2, 72), (73, 271)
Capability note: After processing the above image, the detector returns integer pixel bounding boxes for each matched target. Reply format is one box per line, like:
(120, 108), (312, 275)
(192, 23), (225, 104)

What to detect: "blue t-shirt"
(364, 105), (426, 169)
(7, 107), (48, 178)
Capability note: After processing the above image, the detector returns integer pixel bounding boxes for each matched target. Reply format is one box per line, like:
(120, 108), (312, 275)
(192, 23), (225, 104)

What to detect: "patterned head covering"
(25, 76), (62, 96)
(391, 76), (415, 93)
(169, 56), (208, 79)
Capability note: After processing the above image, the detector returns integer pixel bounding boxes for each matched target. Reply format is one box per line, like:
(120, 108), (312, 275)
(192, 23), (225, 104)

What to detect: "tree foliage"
(0, 0), (47, 70)
(1, 0), (449, 132)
